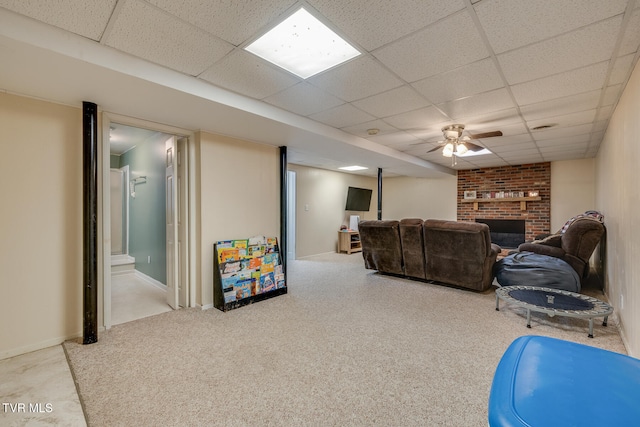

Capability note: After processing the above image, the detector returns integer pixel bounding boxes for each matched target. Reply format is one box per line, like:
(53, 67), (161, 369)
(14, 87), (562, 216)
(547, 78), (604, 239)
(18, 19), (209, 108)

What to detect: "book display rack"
(213, 236), (286, 312)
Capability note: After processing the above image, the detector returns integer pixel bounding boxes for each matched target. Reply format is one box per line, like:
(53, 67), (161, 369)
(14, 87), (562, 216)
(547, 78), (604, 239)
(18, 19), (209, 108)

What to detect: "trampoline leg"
(496, 294), (500, 311)
(526, 309), (531, 328)
(588, 319), (594, 338)
(603, 316), (608, 327)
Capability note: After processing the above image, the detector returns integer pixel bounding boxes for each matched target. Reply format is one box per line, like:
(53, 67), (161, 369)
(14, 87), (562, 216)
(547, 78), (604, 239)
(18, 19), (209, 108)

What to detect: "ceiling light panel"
(245, 7), (361, 79)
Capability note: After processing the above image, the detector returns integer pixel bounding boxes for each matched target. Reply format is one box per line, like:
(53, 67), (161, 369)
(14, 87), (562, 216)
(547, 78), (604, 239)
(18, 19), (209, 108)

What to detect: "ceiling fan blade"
(468, 130), (503, 139)
(465, 142), (485, 152)
(427, 146), (442, 153)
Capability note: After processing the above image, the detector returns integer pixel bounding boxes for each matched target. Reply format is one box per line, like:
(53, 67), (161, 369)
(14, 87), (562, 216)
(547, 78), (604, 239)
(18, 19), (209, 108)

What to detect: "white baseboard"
(199, 303), (214, 310)
(0, 331), (82, 361)
(133, 270), (166, 291)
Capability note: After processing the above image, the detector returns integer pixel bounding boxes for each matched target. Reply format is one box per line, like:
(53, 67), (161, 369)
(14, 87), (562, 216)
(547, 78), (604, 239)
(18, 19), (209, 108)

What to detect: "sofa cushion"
(423, 219), (498, 291)
(399, 218), (426, 280)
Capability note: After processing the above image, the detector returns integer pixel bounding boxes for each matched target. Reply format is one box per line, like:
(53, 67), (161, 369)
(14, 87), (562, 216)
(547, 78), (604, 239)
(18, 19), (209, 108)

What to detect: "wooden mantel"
(460, 196), (542, 211)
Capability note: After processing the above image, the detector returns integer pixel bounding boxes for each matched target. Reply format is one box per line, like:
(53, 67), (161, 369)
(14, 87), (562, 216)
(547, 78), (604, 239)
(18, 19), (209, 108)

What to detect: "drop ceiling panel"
(610, 54), (637, 84)
(341, 120), (398, 138)
(532, 124), (594, 140)
(382, 106), (449, 130)
(437, 88), (514, 120)
(352, 86), (430, 118)
(198, 50), (300, 99)
(263, 82), (343, 116)
(308, 56), (403, 102)
(0, 0), (116, 40)
(511, 62), (609, 106)
(527, 110), (597, 130)
(104, 0), (234, 75)
(520, 90), (601, 121)
(309, 103), (374, 128)
(474, 0), (628, 54)
(308, 0), (465, 51)
(146, 0), (296, 46)
(497, 16), (622, 85)
(618, 8), (640, 55)
(536, 135), (591, 148)
(412, 58), (504, 105)
(373, 11), (489, 82)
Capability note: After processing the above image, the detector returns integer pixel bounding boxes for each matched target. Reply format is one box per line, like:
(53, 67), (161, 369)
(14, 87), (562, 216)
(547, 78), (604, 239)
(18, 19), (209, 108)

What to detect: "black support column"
(279, 146), (287, 276)
(377, 168), (383, 220)
(82, 101), (98, 345)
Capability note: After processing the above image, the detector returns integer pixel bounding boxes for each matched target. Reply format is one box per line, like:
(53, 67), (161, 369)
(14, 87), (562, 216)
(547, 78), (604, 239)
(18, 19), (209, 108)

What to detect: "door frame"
(100, 112), (196, 329)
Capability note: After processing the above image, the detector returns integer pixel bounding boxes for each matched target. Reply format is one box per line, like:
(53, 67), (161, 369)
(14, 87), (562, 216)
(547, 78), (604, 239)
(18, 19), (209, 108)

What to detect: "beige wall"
(382, 175), (457, 221)
(196, 132), (280, 307)
(0, 93), (83, 359)
(596, 60), (640, 357)
(288, 165), (377, 258)
(550, 159), (596, 231)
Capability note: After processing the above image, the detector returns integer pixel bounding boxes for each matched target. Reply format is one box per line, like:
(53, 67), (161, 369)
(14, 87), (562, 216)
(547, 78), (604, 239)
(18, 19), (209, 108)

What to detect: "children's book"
(234, 279), (252, 300)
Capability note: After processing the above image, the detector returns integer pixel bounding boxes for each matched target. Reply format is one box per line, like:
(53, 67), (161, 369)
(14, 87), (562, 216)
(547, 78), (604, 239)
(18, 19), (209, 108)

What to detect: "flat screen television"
(345, 186), (372, 211)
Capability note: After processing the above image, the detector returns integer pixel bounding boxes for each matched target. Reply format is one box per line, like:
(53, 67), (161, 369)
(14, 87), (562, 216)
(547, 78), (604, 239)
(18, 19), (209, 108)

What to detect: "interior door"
(177, 137), (188, 307)
(165, 136), (179, 309)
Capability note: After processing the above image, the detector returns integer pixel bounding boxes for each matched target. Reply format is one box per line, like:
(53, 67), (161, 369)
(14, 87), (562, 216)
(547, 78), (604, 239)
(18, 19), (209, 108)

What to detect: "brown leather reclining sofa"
(359, 218), (501, 291)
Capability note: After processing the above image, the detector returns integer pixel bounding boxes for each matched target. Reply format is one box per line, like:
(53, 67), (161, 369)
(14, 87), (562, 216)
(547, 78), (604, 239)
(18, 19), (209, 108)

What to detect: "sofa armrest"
(490, 243), (502, 257)
(533, 234), (562, 247)
(518, 243), (565, 259)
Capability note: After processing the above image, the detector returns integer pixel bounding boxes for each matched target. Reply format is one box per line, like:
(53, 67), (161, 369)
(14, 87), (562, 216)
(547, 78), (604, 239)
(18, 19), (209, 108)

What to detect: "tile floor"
(1, 273), (172, 426)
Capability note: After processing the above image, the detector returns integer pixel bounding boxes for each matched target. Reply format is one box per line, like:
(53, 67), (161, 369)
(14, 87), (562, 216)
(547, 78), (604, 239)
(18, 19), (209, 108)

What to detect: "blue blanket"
(494, 252), (581, 292)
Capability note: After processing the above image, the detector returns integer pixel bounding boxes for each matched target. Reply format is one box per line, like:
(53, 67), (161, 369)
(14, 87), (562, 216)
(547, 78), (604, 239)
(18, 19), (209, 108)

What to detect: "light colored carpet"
(64, 253), (626, 426)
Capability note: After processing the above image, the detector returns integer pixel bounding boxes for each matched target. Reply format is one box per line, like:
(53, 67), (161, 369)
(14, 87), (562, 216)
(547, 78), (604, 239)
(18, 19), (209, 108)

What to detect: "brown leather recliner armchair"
(518, 216), (605, 284)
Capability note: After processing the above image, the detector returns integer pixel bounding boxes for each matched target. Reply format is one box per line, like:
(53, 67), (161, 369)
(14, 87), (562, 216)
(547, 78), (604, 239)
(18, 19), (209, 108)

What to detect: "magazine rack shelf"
(213, 236), (286, 312)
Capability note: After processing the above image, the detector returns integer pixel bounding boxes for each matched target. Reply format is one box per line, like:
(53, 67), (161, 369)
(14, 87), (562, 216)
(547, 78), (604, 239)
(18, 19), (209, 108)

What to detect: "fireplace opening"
(475, 219), (525, 249)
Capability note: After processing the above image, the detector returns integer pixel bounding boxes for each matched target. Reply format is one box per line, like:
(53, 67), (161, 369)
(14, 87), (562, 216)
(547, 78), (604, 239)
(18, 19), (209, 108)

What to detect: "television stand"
(338, 230), (361, 254)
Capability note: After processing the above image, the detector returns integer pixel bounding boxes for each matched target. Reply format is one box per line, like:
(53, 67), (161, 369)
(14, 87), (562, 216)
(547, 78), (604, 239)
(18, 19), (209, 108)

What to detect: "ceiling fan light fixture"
(455, 142), (468, 155)
(443, 142), (454, 157)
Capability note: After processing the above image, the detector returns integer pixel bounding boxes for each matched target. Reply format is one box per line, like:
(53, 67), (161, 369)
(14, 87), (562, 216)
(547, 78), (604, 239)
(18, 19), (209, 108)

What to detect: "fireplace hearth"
(476, 219), (525, 249)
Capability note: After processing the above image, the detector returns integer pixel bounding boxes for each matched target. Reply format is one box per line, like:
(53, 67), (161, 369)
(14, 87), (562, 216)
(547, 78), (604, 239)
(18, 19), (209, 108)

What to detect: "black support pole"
(279, 146), (288, 276)
(377, 168), (383, 220)
(82, 101), (98, 345)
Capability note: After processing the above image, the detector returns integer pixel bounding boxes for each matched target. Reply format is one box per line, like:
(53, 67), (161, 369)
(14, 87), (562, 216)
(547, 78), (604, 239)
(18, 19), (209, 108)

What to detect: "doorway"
(287, 170), (296, 260)
(102, 114), (193, 329)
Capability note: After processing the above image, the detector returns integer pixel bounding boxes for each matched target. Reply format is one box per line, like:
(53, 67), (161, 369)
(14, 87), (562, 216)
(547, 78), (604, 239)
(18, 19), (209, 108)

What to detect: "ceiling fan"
(428, 124), (502, 158)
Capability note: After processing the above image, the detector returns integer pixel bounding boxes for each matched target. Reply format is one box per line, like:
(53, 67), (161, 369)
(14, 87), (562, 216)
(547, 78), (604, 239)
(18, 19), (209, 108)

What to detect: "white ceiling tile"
(505, 156), (545, 165)
(412, 58), (504, 104)
(596, 105), (614, 121)
(531, 123), (594, 140)
(147, 0), (296, 46)
(369, 132), (420, 147)
(520, 90), (601, 121)
(618, 8), (640, 55)
(536, 135), (591, 148)
(341, 120), (398, 138)
(308, 56), (403, 102)
(592, 121), (609, 132)
(0, 0), (116, 40)
(437, 89), (515, 120)
(308, 0), (465, 51)
(602, 85), (622, 106)
(482, 134), (534, 148)
(512, 62), (609, 105)
(382, 106), (450, 130)
(352, 86), (430, 118)
(498, 148), (541, 158)
(309, 103), (375, 128)
(486, 142), (538, 153)
(406, 128), (448, 142)
(609, 54), (636, 85)
(199, 50), (300, 99)
(105, 0), (234, 75)
(263, 82), (343, 116)
(454, 108), (525, 132)
(498, 16), (622, 85)
(373, 11), (489, 82)
(475, 0), (628, 54)
(528, 109), (597, 130)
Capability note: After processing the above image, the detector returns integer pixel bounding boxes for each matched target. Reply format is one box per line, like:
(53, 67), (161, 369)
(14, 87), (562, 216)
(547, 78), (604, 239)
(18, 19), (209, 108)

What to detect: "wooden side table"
(338, 230), (361, 254)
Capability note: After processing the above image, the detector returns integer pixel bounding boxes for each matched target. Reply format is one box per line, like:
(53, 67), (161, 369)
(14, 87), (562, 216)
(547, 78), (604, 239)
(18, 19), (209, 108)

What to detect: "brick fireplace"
(457, 163), (551, 244)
